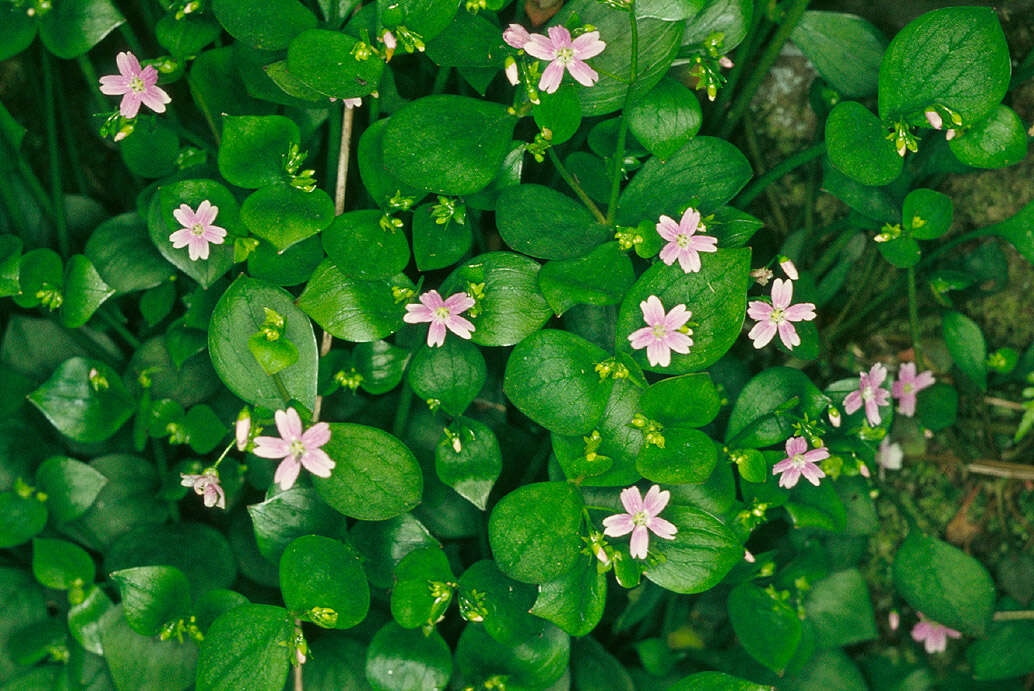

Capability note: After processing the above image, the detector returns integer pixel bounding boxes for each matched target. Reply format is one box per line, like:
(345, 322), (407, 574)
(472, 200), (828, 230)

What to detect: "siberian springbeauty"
(627, 295), (693, 367)
(772, 436), (828, 489)
(911, 614), (962, 654)
(747, 278), (817, 350)
(168, 200), (227, 261)
(602, 485), (678, 559)
(656, 208), (718, 273)
(98, 51), (171, 118)
(844, 363), (892, 426)
(252, 408), (334, 491)
(403, 290), (476, 347)
(506, 25), (606, 94)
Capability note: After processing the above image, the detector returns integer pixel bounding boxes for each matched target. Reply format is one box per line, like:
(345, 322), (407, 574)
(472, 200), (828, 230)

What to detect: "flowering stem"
(96, 306), (143, 349)
(272, 373), (292, 405)
(152, 439), (180, 522)
(548, 149), (606, 224)
(993, 610), (1034, 621)
(718, 0), (811, 139)
(392, 380), (414, 438)
(41, 49), (69, 258)
(734, 142), (826, 208)
(740, 116), (788, 235)
(710, 8), (763, 119)
(605, 2), (638, 225)
(906, 266), (923, 365)
(334, 106), (354, 215)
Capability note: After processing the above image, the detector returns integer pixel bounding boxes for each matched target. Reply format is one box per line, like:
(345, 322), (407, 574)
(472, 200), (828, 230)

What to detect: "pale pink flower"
(628, 295), (692, 368)
(779, 256), (799, 280)
(744, 549), (755, 563)
(859, 463), (871, 478)
(747, 278), (816, 350)
(772, 436), (828, 488)
(381, 30), (397, 61)
(911, 613), (961, 653)
(602, 485), (677, 559)
(925, 109), (943, 130)
(98, 51), (171, 119)
(876, 437), (903, 471)
(180, 469), (225, 509)
(718, 56), (734, 69)
(502, 24), (531, 49)
(889, 611), (900, 631)
(169, 200), (227, 261)
(892, 362), (934, 417)
(504, 57), (520, 86)
(524, 26), (606, 94)
(843, 363), (891, 426)
(656, 208), (718, 273)
(403, 290), (476, 347)
(253, 408), (335, 491)
(946, 129), (957, 140)
(235, 409), (251, 451)
(828, 407), (842, 428)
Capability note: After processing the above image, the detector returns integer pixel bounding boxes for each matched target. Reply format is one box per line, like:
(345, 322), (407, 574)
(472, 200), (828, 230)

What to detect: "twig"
(985, 396), (1026, 412)
(965, 460), (1034, 481)
(993, 610), (1034, 621)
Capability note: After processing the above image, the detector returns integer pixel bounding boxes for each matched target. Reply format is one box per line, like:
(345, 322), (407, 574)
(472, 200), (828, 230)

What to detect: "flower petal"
(276, 408), (303, 440)
(777, 321), (801, 349)
(566, 59), (599, 87)
(116, 51), (141, 77)
(538, 60), (565, 94)
(747, 301), (773, 321)
(641, 484), (669, 514)
(748, 320), (777, 349)
(427, 321), (447, 347)
(619, 486), (643, 514)
(274, 458), (301, 491)
(647, 516), (677, 540)
(647, 340), (670, 367)
(301, 421), (331, 448)
(771, 278), (793, 309)
(843, 390), (863, 414)
(571, 31), (605, 59)
(524, 34), (557, 61)
(629, 525), (649, 559)
(418, 289), (445, 310)
(444, 292), (475, 313)
(301, 449), (335, 477)
(640, 295), (665, 326)
(445, 314), (476, 339)
(628, 326), (655, 349)
(655, 215), (679, 241)
(602, 513), (635, 537)
(403, 303), (435, 324)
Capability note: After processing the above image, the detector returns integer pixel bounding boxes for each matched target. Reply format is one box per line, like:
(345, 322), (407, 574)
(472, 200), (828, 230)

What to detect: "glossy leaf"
(825, 101), (902, 187)
(297, 260), (411, 343)
(496, 184), (609, 260)
(644, 505), (741, 594)
(434, 417), (501, 511)
(28, 358), (134, 443)
(488, 482), (584, 584)
(538, 242), (635, 317)
(279, 535), (370, 629)
(196, 604), (293, 691)
(627, 77), (702, 160)
(322, 210), (410, 280)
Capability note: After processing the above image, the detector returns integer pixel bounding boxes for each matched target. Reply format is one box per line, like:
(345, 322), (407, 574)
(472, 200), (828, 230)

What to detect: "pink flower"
(235, 409), (251, 451)
(892, 362), (934, 417)
(602, 485), (677, 559)
(403, 290), (476, 348)
(911, 613), (961, 653)
(946, 129), (957, 140)
(747, 278), (816, 350)
(628, 295), (693, 368)
(656, 208), (718, 273)
(744, 549), (755, 563)
(859, 463), (870, 478)
(889, 611), (900, 631)
(778, 256), (799, 280)
(98, 51), (171, 119)
(502, 23), (531, 49)
(524, 26), (606, 94)
(180, 469), (225, 509)
(253, 408), (335, 491)
(876, 437), (903, 471)
(504, 57), (520, 86)
(169, 200), (227, 261)
(925, 109), (943, 129)
(718, 56), (734, 69)
(843, 363), (892, 426)
(771, 436), (828, 488)
(381, 30), (397, 61)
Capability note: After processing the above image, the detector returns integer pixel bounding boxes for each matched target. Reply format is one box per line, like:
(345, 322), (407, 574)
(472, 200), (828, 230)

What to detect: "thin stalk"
(272, 373), (292, 405)
(324, 103), (342, 200)
(994, 610), (1034, 621)
(740, 116), (788, 234)
(77, 56), (108, 113)
(906, 266), (922, 365)
(42, 50), (69, 258)
(548, 149), (606, 224)
(392, 380), (414, 438)
(719, 0), (810, 139)
(335, 107), (355, 215)
(0, 173), (31, 235)
(54, 67), (89, 195)
(810, 219), (855, 275)
(605, 2), (638, 224)
(152, 440), (180, 521)
(735, 142), (826, 208)
(709, 7), (765, 122)
(96, 307), (143, 349)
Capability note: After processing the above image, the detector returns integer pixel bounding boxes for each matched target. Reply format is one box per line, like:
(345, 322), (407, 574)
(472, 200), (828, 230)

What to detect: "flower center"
(433, 306), (451, 321)
(651, 324), (667, 339)
(190, 223), (205, 237)
(289, 440), (306, 457)
(791, 452), (806, 468)
(129, 76), (146, 93)
(555, 47), (575, 65)
(676, 233), (691, 249)
(632, 510), (649, 526)
(861, 386), (874, 402)
(769, 307), (786, 324)
(903, 382), (914, 394)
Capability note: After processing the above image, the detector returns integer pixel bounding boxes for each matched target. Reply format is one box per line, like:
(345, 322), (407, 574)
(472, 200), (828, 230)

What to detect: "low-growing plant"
(1, 0), (1033, 689)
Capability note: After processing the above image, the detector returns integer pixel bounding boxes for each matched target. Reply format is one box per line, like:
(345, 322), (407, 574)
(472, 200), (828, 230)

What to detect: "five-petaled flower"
(911, 613), (961, 653)
(628, 295), (692, 368)
(876, 437), (903, 471)
(253, 408), (335, 491)
(656, 208), (718, 273)
(98, 51), (171, 119)
(403, 289), (476, 347)
(747, 278), (816, 350)
(523, 26), (606, 94)
(169, 200), (227, 261)
(180, 469), (225, 509)
(843, 363), (892, 426)
(772, 436), (828, 488)
(892, 362), (934, 417)
(602, 485), (677, 559)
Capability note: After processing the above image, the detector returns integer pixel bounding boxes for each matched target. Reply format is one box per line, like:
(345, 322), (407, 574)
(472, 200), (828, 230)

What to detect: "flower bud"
(504, 57), (519, 86)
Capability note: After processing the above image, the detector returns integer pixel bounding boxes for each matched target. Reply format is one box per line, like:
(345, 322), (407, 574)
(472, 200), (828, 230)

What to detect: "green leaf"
(35, 456), (107, 523)
(637, 427), (717, 484)
(892, 531), (995, 636)
(247, 486), (339, 562)
(821, 161), (900, 224)
(241, 184), (335, 252)
(110, 566), (191, 637)
(262, 60), (326, 103)
(435, 417), (501, 511)
(538, 242), (635, 317)
(727, 582), (802, 674)
(322, 210), (410, 280)
(496, 184), (609, 261)
(876, 236), (920, 268)
(457, 560), (539, 646)
(0, 234), (21, 297)
(0, 492), (47, 548)
(917, 382), (957, 432)
(533, 86), (583, 146)
(804, 569), (877, 648)
(350, 514), (440, 590)
(967, 615), (1034, 680)
(379, 0), (458, 41)
(357, 118), (426, 209)
(984, 196), (1034, 266)
(68, 585), (113, 655)
(59, 254), (114, 328)
(218, 115), (299, 189)
(825, 101), (902, 186)
(639, 372), (720, 426)
(408, 339), (485, 416)
(279, 535), (369, 629)
(0, 5), (37, 61)
(454, 619), (569, 689)
(247, 236), (324, 287)
(287, 29), (384, 98)
(488, 481), (584, 584)
(209, 276), (318, 409)
(383, 95), (517, 196)
(28, 358), (134, 443)
(670, 671), (767, 691)
(120, 118), (180, 178)
(85, 213), (173, 293)
(571, 637), (635, 691)
(725, 367), (829, 447)
(949, 104), (1029, 170)
(148, 180), (240, 288)
(424, 11), (506, 68)
(365, 623), (452, 691)
(390, 546), (454, 630)
(37, 0), (124, 58)
(211, 0), (317, 50)
(530, 555), (606, 637)
(411, 202), (472, 271)
(878, 6), (1010, 125)
(617, 137), (752, 225)
(781, 649), (867, 691)
(12, 247), (62, 309)
(784, 476), (847, 532)
(615, 248), (750, 374)
(156, 13), (222, 57)
(196, 604), (293, 691)
(315, 423), (423, 520)
(644, 505), (741, 594)
(903, 188), (953, 240)
(681, 0), (753, 52)
(439, 252), (552, 347)
(627, 77), (702, 160)
(354, 340), (410, 395)
(943, 310), (987, 390)
(101, 605), (197, 691)
(504, 330), (614, 436)
(32, 538), (94, 590)
(791, 11), (886, 98)
(297, 260), (411, 342)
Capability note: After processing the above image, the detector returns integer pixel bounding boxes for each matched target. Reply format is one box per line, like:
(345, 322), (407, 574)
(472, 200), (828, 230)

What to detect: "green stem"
(719, 0), (810, 139)
(906, 267), (922, 364)
(152, 439), (180, 522)
(0, 99), (56, 223)
(548, 149), (606, 224)
(54, 67), (89, 195)
(41, 49), (69, 258)
(431, 67), (451, 94)
(994, 610), (1034, 621)
(392, 380), (414, 438)
(710, 9), (764, 119)
(96, 306), (143, 349)
(809, 218), (855, 275)
(118, 24), (146, 57)
(325, 102), (342, 201)
(272, 373), (292, 405)
(605, 4), (638, 224)
(917, 227), (994, 268)
(76, 56), (107, 113)
(734, 142), (826, 208)
(0, 171), (31, 235)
